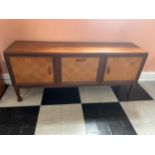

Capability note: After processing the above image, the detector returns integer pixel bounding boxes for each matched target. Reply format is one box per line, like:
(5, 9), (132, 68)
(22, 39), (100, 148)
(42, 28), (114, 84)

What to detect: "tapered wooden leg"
(128, 83), (137, 98)
(14, 86), (23, 102)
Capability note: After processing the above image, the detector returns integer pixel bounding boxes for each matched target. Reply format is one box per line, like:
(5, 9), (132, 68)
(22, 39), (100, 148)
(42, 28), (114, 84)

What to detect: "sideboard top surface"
(4, 41), (147, 55)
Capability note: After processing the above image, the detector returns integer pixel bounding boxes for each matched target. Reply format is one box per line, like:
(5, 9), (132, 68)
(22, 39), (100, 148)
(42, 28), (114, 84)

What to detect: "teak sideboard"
(4, 41), (148, 101)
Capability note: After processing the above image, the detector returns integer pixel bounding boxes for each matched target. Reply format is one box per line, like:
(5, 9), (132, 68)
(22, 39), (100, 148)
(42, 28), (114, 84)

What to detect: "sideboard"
(4, 41), (148, 101)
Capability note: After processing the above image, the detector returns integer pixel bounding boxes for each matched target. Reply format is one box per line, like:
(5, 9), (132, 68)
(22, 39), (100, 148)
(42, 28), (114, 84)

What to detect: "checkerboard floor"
(0, 81), (155, 135)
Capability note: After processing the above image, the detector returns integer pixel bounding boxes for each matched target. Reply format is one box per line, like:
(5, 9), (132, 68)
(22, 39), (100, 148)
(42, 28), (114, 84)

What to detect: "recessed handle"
(75, 58), (86, 62)
(106, 66), (110, 74)
(48, 66), (52, 75)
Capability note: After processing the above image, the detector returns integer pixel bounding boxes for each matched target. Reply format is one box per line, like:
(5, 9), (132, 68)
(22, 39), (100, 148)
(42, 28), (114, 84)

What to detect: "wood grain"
(5, 41), (146, 54)
(62, 57), (99, 82)
(10, 57), (54, 83)
(103, 56), (143, 81)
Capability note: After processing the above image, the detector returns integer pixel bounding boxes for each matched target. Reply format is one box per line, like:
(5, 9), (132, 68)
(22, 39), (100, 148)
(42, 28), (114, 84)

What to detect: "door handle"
(48, 66), (52, 75)
(75, 58), (86, 62)
(107, 66), (110, 74)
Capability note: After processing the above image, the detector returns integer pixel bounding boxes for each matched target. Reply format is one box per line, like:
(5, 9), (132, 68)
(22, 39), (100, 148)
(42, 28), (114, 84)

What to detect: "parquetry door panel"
(103, 56), (143, 81)
(62, 57), (99, 82)
(10, 57), (54, 83)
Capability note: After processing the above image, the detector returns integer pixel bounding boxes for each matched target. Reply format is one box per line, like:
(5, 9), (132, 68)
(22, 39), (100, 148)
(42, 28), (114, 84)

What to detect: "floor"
(0, 81), (155, 135)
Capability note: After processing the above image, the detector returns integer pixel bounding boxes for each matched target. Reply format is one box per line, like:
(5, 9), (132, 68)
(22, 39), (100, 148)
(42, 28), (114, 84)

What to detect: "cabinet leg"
(14, 87), (23, 102)
(128, 83), (137, 98)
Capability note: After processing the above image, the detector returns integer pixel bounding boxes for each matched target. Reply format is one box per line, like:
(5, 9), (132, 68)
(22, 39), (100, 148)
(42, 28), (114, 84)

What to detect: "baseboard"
(139, 72), (155, 81)
(1, 72), (155, 85)
(1, 73), (12, 85)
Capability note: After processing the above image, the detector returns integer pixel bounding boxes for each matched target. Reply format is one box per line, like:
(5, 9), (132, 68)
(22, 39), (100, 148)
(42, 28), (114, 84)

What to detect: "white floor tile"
(0, 86), (43, 107)
(79, 86), (118, 103)
(35, 104), (86, 135)
(120, 100), (155, 135)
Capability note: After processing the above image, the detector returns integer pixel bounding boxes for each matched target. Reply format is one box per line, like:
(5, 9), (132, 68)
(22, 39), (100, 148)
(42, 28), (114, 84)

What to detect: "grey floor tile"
(120, 100), (155, 135)
(35, 104), (86, 135)
(0, 86), (43, 107)
(79, 86), (118, 104)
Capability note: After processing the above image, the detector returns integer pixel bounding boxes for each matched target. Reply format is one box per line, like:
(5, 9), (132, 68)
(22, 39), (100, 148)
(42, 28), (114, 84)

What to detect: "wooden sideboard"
(4, 41), (148, 101)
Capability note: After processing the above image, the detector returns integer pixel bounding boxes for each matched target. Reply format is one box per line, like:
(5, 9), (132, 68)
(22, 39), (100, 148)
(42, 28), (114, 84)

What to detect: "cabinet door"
(61, 57), (99, 83)
(10, 57), (54, 84)
(103, 56), (143, 81)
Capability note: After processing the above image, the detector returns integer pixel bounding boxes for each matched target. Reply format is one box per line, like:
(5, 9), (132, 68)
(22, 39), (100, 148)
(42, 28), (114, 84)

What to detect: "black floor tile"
(0, 106), (40, 135)
(41, 87), (81, 105)
(112, 84), (153, 101)
(82, 102), (136, 135)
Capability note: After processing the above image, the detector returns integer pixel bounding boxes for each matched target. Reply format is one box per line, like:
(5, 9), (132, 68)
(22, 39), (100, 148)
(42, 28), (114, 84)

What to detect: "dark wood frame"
(4, 44), (148, 102)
